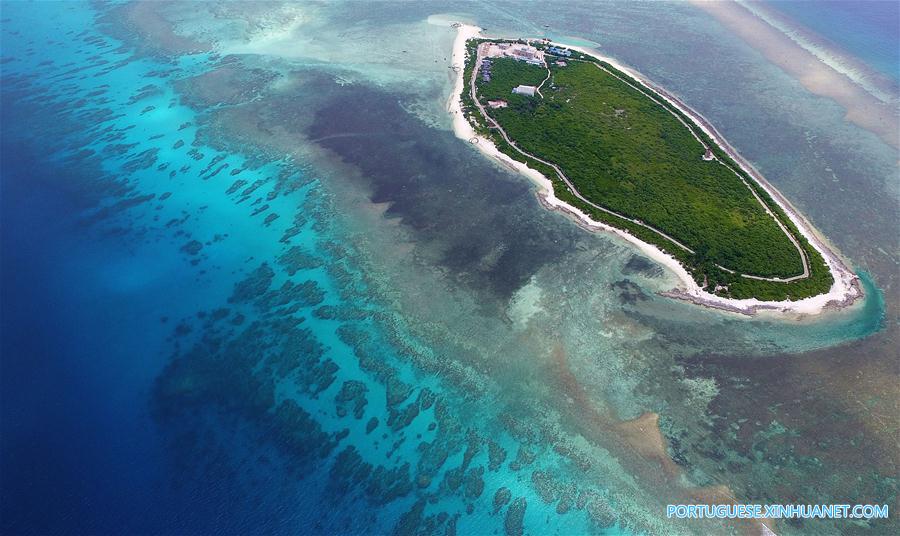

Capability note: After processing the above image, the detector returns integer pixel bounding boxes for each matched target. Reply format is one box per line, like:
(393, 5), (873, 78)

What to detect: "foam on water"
(764, 0), (900, 87)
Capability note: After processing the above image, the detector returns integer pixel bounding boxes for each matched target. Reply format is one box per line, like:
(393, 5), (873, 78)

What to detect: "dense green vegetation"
(481, 58), (801, 277)
(464, 41), (835, 300)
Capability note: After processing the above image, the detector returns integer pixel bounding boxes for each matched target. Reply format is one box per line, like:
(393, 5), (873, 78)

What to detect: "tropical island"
(449, 25), (862, 315)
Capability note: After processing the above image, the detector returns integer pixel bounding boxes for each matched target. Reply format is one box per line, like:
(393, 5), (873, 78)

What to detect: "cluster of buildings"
(546, 46), (572, 57)
(477, 41), (548, 100)
(508, 44), (544, 66)
(480, 42), (545, 67)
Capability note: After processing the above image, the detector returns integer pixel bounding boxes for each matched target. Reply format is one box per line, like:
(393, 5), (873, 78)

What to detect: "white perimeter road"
(441, 22), (862, 318)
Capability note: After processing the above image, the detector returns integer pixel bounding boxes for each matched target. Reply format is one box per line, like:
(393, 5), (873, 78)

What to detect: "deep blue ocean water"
(0, 3), (617, 534)
(1, 1), (894, 535)
(1, 3), (323, 533)
(765, 0), (900, 83)
(0, 6), (263, 530)
(1, 138), (174, 533)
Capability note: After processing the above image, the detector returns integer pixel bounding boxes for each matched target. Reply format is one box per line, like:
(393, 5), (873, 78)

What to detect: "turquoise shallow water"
(1, 2), (896, 535)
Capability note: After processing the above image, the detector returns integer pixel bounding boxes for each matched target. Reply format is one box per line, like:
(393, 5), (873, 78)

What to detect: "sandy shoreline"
(445, 23), (863, 318)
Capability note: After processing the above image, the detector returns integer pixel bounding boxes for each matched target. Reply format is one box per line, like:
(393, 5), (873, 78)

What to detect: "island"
(448, 25), (862, 315)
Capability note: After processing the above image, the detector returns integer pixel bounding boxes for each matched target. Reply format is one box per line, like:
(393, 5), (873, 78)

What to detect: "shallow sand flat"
(691, 0), (899, 150)
(446, 23), (863, 318)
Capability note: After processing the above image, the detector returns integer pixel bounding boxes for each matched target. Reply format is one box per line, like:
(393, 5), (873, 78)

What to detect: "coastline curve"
(446, 23), (862, 318)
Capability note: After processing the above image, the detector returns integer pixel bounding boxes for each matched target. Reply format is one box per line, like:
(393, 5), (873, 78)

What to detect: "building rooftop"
(548, 46), (572, 57)
(512, 85), (537, 97)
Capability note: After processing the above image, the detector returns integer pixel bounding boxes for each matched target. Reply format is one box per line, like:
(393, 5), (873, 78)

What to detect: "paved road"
(470, 45), (698, 253)
(469, 44), (810, 283)
(588, 61), (810, 282)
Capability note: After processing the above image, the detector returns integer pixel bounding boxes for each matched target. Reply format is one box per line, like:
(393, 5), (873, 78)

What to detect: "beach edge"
(445, 23), (863, 318)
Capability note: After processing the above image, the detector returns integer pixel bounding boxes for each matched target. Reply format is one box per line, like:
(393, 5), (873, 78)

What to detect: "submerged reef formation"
(3, 2), (893, 535)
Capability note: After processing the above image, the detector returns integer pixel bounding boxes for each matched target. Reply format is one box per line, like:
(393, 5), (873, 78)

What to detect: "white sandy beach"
(445, 23), (862, 318)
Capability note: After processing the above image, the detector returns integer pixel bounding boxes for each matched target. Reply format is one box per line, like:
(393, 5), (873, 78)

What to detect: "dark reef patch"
(304, 82), (583, 303)
(335, 380), (368, 419)
(180, 239), (203, 256)
(610, 279), (648, 305)
(493, 487), (511, 513)
(622, 254), (664, 278)
(504, 497), (527, 536)
(270, 399), (342, 467)
(278, 245), (323, 275)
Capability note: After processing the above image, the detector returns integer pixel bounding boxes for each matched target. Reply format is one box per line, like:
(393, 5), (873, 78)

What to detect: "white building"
(512, 85), (537, 97)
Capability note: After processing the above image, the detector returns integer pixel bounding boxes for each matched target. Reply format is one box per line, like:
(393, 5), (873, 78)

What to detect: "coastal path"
(469, 42), (810, 283)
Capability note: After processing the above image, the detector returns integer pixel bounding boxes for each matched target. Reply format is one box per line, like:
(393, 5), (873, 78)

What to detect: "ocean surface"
(1, 2), (896, 535)
(765, 0), (900, 85)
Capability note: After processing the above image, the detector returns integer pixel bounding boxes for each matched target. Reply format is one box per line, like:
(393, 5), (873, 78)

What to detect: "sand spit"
(445, 23), (863, 318)
(691, 0), (899, 150)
